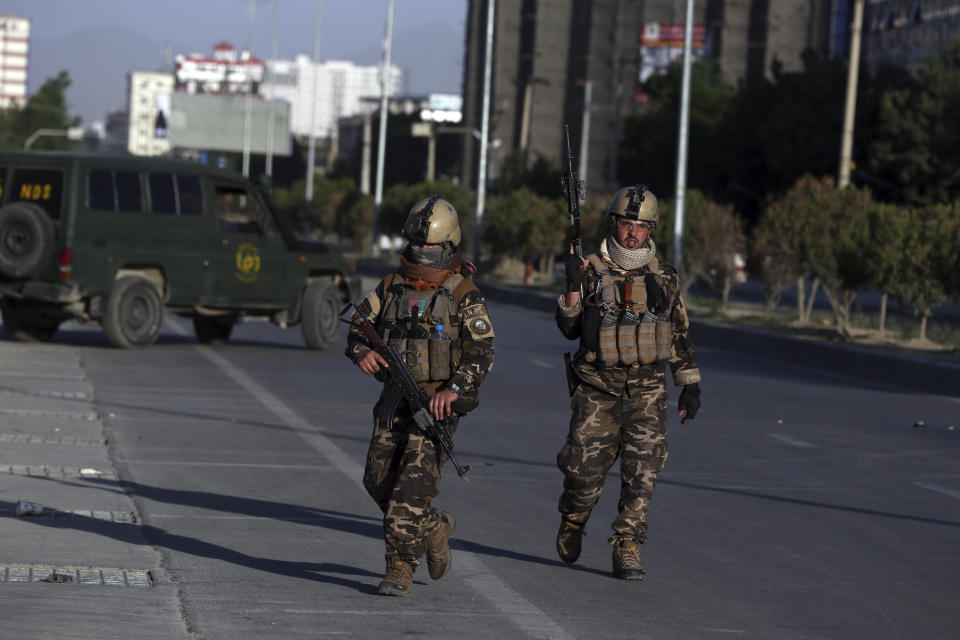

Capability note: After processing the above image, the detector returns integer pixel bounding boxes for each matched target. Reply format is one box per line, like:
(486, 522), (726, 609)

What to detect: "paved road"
(1, 300), (958, 639)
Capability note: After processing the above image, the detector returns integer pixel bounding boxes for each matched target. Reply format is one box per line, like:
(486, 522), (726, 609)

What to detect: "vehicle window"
(176, 174), (203, 216)
(11, 167), (64, 219)
(215, 185), (262, 234)
(88, 169), (115, 210)
(149, 173), (176, 215)
(116, 171), (142, 213)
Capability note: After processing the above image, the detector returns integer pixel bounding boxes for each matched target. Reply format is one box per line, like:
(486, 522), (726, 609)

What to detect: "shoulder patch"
(468, 316), (493, 337)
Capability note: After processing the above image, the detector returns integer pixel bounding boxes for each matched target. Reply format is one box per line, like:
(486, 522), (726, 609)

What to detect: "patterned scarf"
(400, 254), (462, 290)
(601, 235), (656, 272)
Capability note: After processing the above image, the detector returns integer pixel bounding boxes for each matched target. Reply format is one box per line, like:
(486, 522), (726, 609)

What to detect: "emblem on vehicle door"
(235, 243), (261, 283)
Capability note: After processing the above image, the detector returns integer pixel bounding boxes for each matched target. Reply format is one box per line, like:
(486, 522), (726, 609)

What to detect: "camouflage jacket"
(556, 253), (700, 396)
(346, 269), (495, 408)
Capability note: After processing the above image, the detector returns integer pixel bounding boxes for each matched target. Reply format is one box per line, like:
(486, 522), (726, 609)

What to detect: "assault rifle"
(562, 123), (585, 262)
(343, 300), (471, 479)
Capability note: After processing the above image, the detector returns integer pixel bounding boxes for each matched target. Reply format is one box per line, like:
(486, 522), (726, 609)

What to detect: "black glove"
(565, 254), (584, 292)
(678, 383), (701, 423)
(644, 273), (667, 315)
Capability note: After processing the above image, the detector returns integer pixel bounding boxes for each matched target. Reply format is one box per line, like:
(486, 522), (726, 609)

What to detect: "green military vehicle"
(0, 150), (357, 349)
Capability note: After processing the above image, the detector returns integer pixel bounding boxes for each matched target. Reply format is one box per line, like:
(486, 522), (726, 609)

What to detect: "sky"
(7, 0), (468, 125)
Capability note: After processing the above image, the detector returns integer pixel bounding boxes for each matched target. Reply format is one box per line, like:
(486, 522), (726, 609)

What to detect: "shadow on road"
(661, 478), (960, 528)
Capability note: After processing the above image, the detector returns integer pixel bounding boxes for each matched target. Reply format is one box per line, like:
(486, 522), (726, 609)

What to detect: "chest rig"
(581, 255), (674, 367)
(377, 272), (466, 382)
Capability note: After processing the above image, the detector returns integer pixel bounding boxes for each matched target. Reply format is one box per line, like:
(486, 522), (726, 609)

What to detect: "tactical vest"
(581, 255), (674, 367)
(377, 271), (471, 382)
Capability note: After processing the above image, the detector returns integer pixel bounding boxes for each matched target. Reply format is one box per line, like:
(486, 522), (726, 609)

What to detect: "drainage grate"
(0, 565), (151, 587)
(0, 466), (115, 479)
(0, 434), (103, 446)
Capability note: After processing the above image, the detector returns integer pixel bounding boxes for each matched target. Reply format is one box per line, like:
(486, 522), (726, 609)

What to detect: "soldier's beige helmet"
(607, 184), (658, 228)
(402, 195), (462, 247)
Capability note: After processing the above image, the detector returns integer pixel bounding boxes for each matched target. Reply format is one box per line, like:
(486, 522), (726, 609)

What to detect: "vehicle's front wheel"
(301, 281), (341, 350)
(0, 298), (61, 343)
(193, 315), (235, 345)
(102, 276), (164, 349)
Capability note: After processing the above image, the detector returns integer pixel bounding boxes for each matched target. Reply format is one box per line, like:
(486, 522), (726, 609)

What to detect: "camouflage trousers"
(363, 392), (458, 565)
(557, 371), (669, 543)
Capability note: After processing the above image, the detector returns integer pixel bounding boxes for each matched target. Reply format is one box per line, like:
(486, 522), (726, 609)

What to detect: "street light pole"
(242, 0), (255, 177)
(672, 0), (695, 276)
(304, 0), (322, 236)
(838, 0), (864, 189)
(474, 0), (495, 262)
(265, 0), (280, 178)
(24, 127), (85, 150)
(371, 0), (395, 256)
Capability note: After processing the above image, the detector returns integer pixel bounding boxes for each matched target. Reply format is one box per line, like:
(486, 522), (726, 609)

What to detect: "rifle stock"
(345, 301), (471, 479)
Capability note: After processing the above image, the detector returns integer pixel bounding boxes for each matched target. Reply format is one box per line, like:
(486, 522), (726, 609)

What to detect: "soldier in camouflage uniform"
(555, 184), (701, 580)
(346, 196), (495, 596)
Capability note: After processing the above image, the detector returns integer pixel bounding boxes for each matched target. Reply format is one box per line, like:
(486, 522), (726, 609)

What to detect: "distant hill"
(28, 26), (187, 125)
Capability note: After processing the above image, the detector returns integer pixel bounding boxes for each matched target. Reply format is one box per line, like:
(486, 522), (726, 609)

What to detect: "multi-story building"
(462, 0), (647, 192)
(0, 14), (29, 110)
(461, 0), (849, 193)
(175, 41), (264, 95)
(260, 56), (402, 139)
(862, 0), (960, 70)
(127, 71), (174, 156)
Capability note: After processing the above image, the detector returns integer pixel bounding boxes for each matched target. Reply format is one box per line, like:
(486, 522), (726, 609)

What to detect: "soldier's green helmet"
(402, 195), (462, 247)
(607, 184), (658, 229)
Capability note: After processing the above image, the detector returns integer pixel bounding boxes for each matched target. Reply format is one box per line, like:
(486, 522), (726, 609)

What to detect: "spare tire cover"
(0, 202), (56, 279)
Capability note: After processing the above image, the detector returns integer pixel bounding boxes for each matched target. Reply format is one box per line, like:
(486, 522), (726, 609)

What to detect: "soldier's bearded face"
(613, 217), (651, 249)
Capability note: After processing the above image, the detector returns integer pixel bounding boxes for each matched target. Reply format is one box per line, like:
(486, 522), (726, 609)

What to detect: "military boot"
(556, 517), (585, 564)
(378, 556), (414, 596)
(611, 538), (645, 580)
(424, 511), (456, 580)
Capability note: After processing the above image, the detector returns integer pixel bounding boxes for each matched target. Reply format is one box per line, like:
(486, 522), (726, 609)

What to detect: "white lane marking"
(528, 358), (555, 369)
(167, 320), (572, 640)
(766, 433), (816, 448)
(913, 482), (960, 500)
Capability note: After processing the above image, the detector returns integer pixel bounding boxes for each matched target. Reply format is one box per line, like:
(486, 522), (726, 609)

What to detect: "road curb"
(356, 262), (960, 398)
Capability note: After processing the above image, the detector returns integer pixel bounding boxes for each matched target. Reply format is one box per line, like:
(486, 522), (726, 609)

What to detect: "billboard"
(168, 93), (291, 156)
(639, 23), (708, 84)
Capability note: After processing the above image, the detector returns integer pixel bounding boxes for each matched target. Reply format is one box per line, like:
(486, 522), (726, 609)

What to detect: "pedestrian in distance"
(555, 184), (702, 580)
(345, 196), (495, 596)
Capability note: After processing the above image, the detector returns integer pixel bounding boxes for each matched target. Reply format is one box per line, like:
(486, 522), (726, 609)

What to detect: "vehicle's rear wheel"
(193, 315), (235, 344)
(102, 276), (164, 349)
(0, 298), (60, 343)
(0, 202), (56, 280)
(301, 281), (342, 350)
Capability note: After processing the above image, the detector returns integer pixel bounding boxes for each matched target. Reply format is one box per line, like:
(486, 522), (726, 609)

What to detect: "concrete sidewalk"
(0, 341), (188, 638)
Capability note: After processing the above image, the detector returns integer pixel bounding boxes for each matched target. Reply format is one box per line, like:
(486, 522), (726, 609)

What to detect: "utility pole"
(304, 0), (322, 236)
(838, 0), (864, 189)
(371, 0), (395, 255)
(474, 0), (495, 261)
(672, 0), (695, 275)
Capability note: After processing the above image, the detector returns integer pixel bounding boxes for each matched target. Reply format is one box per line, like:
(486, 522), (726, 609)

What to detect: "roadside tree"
(484, 187), (566, 284)
(0, 71), (81, 151)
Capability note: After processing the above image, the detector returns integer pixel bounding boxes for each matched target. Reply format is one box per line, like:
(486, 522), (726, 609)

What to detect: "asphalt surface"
(1, 298), (958, 639)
